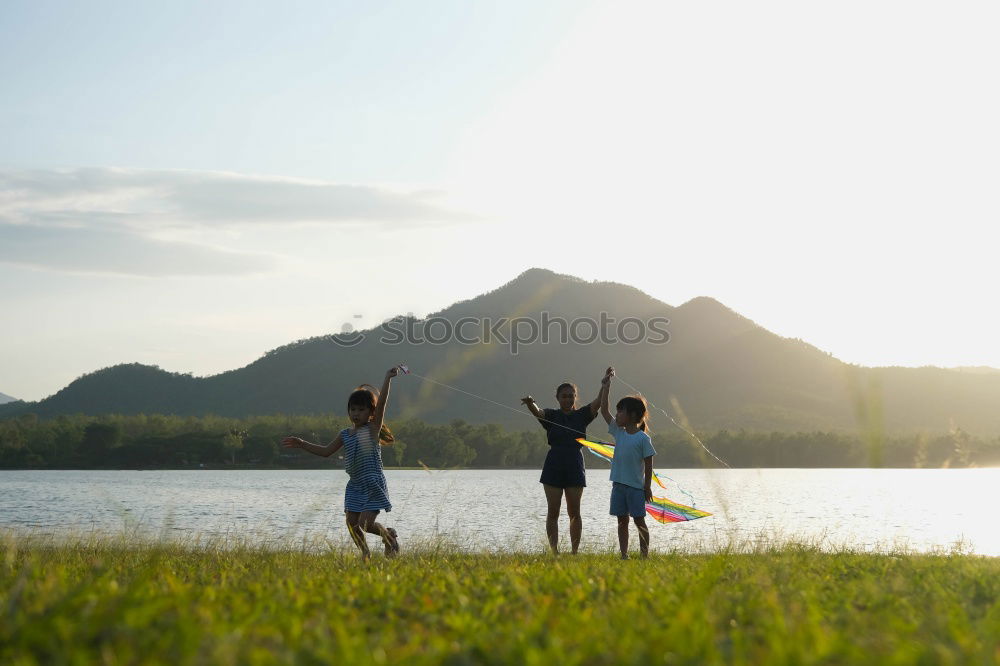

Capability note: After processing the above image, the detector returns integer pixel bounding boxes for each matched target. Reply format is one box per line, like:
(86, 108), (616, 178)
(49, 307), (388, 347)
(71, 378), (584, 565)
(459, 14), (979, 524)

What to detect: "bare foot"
(383, 527), (400, 557)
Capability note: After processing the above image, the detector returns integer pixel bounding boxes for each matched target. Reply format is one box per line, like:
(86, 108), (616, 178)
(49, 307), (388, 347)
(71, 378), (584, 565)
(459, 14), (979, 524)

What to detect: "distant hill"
(3, 268), (1000, 435)
(0, 392), (17, 405)
(951, 366), (1000, 375)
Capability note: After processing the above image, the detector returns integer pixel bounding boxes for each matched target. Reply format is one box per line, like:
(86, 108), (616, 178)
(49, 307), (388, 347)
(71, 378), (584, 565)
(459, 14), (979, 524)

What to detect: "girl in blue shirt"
(600, 369), (655, 559)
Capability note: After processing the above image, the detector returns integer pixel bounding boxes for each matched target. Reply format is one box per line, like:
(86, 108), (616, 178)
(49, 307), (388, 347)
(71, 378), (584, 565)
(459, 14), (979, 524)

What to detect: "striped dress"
(341, 425), (392, 513)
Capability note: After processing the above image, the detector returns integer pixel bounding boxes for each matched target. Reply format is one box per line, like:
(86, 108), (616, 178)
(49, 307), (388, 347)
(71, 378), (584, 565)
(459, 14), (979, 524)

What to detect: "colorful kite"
(577, 438), (712, 523)
(644, 495), (713, 523)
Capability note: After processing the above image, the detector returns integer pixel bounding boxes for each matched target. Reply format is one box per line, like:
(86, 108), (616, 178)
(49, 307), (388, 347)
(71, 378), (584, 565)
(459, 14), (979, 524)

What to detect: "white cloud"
(0, 224), (276, 277)
(0, 167), (476, 275)
(1, 168), (475, 228)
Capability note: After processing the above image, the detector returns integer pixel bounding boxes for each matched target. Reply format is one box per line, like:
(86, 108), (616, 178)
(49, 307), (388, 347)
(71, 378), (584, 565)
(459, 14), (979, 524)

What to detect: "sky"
(1, 0), (998, 402)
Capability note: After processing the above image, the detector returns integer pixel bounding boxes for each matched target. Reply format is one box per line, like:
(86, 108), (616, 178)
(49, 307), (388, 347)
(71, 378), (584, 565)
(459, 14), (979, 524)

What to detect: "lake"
(1, 468), (997, 555)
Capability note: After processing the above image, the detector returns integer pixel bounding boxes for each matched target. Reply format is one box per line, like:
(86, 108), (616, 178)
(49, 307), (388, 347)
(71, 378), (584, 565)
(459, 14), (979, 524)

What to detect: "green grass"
(2, 534), (998, 665)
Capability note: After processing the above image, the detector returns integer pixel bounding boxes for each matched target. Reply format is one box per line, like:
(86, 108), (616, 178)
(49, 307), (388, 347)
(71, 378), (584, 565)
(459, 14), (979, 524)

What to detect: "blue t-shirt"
(608, 421), (656, 489)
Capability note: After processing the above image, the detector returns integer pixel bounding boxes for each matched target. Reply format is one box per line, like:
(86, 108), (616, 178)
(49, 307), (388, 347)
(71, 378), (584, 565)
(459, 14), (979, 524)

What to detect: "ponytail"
(377, 423), (394, 445)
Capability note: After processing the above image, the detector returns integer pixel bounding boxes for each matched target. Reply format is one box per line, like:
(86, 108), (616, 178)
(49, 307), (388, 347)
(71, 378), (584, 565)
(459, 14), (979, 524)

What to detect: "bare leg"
(359, 510), (399, 557)
(564, 486), (584, 554)
(634, 515), (650, 558)
(543, 484), (564, 554)
(617, 515), (630, 559)
(345, 511), (370, 560)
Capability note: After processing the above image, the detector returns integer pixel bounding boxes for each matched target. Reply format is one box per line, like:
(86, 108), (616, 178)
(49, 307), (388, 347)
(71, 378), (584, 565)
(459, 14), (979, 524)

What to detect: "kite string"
(404, 367), (716, 505)
(402, 362), (721, 470)
(579, 441), (702, 508)
(654, 473), (699, 507)
(613, 373), (731, 469)
(404, 370), (589, 438)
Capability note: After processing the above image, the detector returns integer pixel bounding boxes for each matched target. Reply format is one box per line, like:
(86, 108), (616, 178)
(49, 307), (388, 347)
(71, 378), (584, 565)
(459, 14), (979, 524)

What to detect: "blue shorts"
(610, 482), (647, 518)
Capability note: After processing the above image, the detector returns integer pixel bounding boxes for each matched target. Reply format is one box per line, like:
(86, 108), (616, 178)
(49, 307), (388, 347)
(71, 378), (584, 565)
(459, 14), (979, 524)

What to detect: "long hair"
(616, 395), (651, 432)
(347, 384), (394, 444)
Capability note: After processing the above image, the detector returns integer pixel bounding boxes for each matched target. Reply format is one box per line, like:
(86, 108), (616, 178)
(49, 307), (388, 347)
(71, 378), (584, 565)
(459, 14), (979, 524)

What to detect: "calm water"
(1, 468), (997, 555)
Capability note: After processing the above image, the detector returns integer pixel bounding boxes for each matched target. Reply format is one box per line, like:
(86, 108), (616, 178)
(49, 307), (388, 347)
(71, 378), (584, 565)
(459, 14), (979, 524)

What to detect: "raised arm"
(599, 367), (615, 424)
(282, 432), (344, 458)
(589, 366), (615, 416)
(520, 394), (546, 421)
(370, 366), (398, 439)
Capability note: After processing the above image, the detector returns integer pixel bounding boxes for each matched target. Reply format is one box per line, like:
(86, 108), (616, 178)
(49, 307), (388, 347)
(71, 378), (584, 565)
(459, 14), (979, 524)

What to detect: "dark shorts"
(539, 448), (586, 488)
(610, 482), (647, 518)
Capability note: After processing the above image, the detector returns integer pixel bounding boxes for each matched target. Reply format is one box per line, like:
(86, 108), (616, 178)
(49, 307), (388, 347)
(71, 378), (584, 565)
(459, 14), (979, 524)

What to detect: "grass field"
(2, 534), (998, 665)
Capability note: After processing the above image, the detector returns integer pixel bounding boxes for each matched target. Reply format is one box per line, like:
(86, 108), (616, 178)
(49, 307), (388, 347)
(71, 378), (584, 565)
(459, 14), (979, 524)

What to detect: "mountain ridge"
(3, 268), (1000, 434)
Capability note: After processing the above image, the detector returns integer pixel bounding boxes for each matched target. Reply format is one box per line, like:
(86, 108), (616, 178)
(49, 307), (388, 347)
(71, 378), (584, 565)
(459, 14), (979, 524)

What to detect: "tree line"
(1, 413), (998, 469)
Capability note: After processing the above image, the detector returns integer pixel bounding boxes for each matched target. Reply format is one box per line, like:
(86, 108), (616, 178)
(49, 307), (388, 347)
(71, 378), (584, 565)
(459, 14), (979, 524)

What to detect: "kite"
(577, 438), (712, 523)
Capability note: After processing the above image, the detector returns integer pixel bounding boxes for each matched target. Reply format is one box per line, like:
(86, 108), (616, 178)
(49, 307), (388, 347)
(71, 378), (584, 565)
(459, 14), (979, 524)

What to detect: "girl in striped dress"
(282, 366), (401, 560)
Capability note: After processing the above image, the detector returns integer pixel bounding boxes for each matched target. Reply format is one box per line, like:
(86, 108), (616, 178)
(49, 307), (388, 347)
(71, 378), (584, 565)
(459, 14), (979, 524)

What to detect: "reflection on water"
(1, 468), (998, 555)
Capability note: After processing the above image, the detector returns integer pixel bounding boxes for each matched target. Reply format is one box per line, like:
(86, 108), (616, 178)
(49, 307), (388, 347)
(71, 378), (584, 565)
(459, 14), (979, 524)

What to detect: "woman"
(521, 367), (612, 554)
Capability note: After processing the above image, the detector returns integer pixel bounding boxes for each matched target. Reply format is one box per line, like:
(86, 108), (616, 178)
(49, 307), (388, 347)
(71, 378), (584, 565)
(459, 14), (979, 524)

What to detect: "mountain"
(951, 366), (1000, 375)
(0, 392), (17, 405)
(3, 268), (1000, 434)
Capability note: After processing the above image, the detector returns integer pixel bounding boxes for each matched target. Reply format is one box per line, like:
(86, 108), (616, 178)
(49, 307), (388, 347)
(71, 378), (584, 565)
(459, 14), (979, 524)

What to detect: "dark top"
(541, 405), (597, 449)
(538, 405), (597, 487)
